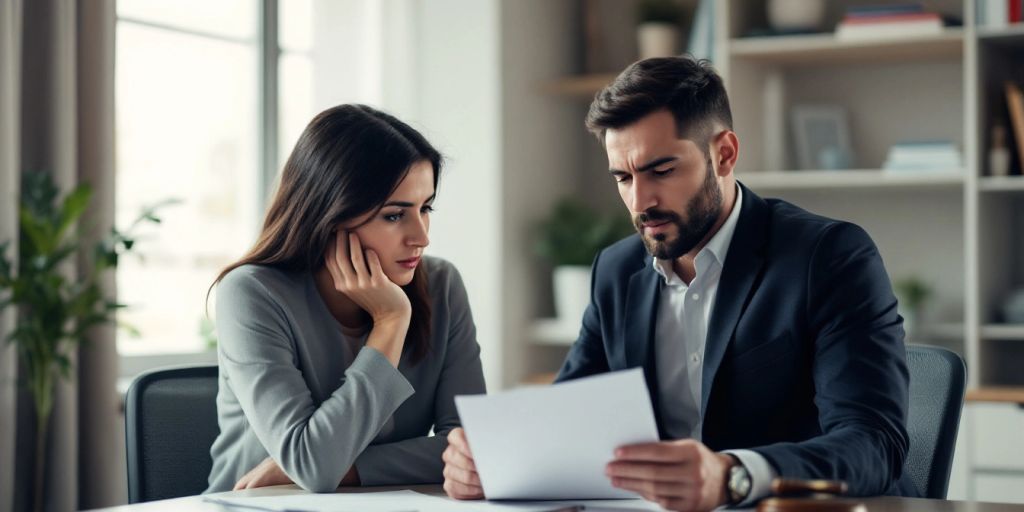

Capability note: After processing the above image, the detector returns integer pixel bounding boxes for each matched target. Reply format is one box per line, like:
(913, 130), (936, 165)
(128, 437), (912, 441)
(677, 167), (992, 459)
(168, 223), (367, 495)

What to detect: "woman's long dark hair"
(211, 104), (442, 364)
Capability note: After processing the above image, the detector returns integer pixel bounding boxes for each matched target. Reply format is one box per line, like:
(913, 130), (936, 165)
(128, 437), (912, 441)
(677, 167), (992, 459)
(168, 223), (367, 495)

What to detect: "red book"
(841, 12), (942, 24)
(1011, 0), (1022, 23)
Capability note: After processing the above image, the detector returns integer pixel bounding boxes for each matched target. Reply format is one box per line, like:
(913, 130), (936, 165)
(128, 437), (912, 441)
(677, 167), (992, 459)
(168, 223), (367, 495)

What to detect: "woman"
(205, 104), (486, 493)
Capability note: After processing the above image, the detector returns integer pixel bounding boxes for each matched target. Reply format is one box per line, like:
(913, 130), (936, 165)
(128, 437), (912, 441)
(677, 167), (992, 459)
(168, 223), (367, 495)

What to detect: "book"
(836, 12), (944, 40)
(846, 4), (926, 18)
(882, 141), (962, 171)
(1005, 81), (1024, 174)
(978, 0), (1010, 27)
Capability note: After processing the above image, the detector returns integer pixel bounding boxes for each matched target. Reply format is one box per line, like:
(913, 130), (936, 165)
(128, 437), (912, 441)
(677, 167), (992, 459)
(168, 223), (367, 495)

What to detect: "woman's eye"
(383, 211), (404, 222)
(421, 205), (435, 214)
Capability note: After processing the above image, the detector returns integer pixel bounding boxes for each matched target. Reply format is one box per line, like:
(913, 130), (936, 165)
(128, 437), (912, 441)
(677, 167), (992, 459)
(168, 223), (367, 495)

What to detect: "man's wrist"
(718, 453), (739, 506)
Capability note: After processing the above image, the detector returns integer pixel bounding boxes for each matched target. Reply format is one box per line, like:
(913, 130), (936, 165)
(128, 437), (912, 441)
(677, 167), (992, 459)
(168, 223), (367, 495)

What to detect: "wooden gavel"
(757, 478), (867, 512)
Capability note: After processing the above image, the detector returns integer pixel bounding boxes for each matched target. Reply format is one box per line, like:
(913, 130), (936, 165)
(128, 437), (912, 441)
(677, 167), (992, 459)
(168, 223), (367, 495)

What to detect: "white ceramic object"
(553, 265), (592, 325)
(767, 0), (826, 32)
(637, 22), (680, 59)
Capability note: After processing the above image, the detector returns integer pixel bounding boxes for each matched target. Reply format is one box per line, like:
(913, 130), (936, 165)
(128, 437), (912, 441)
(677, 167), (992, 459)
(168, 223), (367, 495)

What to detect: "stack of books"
(835, 4), (946, 40)
(882, 141), (963, 172)
(977, 0), (1023, 28)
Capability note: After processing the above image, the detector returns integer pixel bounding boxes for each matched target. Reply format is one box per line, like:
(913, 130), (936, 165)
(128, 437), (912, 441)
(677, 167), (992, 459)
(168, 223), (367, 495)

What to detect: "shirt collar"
(652, 183), (743, 283)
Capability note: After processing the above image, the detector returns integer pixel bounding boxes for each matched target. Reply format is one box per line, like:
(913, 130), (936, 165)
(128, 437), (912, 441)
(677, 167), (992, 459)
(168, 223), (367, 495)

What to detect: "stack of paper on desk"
(205, 490), (664, 512)
(455, 368), (660, 500)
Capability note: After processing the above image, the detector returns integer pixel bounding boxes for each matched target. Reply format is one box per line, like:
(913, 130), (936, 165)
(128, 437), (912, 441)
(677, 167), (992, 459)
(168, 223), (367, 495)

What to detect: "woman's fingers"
(348, 232), (368, 281)
(365, 249), (384, 281)
(333, 231), (354, 284)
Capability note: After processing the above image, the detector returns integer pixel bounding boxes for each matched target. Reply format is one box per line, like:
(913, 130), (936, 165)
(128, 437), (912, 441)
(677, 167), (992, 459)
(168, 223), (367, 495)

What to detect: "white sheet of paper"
(205, 490), (463, 512)
(205, 490), (667, 512)
(455, 368), (659, 500)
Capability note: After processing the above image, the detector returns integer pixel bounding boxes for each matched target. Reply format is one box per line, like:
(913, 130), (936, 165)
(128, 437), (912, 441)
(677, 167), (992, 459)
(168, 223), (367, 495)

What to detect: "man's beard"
(634, 157), (724, 260)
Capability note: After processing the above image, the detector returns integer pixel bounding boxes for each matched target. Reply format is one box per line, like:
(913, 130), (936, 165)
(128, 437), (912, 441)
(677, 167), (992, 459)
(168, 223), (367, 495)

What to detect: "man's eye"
(653, 168), (675, 177)
(614, 175), (632, 183)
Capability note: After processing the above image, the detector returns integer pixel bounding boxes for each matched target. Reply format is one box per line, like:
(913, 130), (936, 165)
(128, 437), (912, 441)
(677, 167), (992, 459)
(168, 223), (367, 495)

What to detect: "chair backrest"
(125, 364), (219, 503)
(904, 344), (966, 499)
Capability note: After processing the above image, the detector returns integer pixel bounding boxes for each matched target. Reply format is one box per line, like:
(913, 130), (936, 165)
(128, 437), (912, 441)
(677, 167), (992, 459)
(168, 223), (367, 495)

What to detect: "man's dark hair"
(585, 56), (733, 154)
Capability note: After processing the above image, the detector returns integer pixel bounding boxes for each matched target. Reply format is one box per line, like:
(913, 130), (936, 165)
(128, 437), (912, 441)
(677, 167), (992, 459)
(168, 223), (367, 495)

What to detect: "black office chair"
(125, 364), (220, 503)
(904, 344), (966, 499)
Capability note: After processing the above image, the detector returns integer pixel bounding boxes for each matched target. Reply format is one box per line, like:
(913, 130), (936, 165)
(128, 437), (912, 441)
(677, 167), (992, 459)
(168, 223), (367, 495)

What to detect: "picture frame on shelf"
(791, 105), (854, 171)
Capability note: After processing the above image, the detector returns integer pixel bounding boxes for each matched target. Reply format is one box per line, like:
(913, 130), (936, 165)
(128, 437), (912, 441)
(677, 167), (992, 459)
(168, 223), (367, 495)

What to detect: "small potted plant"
(535, 199), (633, 325)
(893, 276), (932, 342)
(637, 0), (683, 59)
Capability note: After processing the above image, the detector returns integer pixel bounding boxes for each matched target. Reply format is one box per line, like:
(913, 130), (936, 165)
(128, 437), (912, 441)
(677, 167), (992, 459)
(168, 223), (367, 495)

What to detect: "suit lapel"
(623, 261), (664, 436)
(701, 183), (770, 416)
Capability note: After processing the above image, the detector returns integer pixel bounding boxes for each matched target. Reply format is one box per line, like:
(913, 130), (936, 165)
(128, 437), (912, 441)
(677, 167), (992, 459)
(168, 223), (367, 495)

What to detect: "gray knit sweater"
(205, 256), (486, 493)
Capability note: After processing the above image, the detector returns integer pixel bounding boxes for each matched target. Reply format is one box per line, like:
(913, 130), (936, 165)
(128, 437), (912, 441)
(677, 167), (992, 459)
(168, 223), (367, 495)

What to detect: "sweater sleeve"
(215, 270), (414, 492)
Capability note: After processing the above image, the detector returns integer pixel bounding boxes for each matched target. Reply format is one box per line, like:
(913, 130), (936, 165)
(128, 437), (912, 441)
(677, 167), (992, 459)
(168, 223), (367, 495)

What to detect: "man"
(442, 56), (911, 511)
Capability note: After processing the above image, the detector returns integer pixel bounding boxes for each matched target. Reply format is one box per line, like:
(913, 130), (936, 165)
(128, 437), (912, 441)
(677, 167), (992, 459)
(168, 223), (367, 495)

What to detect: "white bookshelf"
(981, 324), (1024, 340)
(979, 176), (1024, 191)
(729, 29), (965, 65)
(739, 169), (965, 190)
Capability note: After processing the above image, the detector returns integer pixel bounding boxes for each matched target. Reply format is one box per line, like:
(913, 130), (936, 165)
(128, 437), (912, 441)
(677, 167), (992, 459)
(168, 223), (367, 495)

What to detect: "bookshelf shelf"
(980, 324), (1024, 340)
(979, 176), (1024, 191)
(977, 23), (1024, 41)
(543, 73), (617, 98)
(729, 29), (964, 66)
(920, 322), (967, 340)
(739, 170), (964, 191)
(531, 319), (578, 346)
(965, 386), (1024, 403)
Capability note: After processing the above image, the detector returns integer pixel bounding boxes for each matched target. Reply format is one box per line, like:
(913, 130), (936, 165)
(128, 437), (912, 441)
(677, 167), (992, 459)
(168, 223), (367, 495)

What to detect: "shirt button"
(691, 354), (700, 364)
(691, 293), (700, 301)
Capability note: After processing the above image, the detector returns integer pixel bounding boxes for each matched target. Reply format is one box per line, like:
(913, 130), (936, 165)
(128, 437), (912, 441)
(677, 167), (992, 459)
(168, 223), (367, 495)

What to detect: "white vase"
(767, 0), (825, 32)
(637, 22), (680, 60)
(553, 265), (592, 326)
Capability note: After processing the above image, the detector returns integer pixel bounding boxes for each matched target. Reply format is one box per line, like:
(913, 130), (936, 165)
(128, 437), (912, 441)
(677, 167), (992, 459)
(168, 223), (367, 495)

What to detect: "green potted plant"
(893, 276), (932, 342)
(637, 0), (683, 59)
(535, 198), (633, 324)
(0, 172), (171, 512)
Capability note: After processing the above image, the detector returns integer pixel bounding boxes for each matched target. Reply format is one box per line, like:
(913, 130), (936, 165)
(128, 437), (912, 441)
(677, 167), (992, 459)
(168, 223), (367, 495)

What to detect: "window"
(116, 0), (261, 358)
(115, 0), (318, 359)
(115, 1), (400, 370)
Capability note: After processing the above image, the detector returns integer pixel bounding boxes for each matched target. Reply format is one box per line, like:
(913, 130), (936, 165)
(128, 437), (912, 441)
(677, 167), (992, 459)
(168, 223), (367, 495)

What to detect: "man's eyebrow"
(609, 156), (678, 174)
(382, 193), (436, 208)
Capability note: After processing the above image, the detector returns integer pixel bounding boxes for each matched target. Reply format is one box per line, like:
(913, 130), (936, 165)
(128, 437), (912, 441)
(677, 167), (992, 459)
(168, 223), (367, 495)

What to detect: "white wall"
(406, 0), (506, 388)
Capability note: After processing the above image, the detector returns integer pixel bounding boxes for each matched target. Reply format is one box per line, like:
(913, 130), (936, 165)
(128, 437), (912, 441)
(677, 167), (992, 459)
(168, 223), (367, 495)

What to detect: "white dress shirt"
(651, 184), (777, 505)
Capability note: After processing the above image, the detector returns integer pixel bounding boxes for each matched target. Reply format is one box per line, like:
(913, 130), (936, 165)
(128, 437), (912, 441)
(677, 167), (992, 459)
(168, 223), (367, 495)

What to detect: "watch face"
(729, 465), (752, 503)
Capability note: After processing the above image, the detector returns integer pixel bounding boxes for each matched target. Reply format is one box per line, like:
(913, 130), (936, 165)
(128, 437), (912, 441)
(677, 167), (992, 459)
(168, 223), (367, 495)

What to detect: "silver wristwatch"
(726, 461), (752, 506)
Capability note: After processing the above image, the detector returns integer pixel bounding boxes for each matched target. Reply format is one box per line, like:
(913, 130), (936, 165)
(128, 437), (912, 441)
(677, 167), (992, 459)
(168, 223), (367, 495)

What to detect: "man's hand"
(233, 457), (293, 490)
(606, 439), (736, 512)
(442, 427), (484, 500)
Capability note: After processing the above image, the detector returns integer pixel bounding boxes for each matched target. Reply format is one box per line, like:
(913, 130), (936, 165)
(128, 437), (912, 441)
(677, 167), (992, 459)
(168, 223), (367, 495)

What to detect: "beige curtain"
(0, 0), (123, 510)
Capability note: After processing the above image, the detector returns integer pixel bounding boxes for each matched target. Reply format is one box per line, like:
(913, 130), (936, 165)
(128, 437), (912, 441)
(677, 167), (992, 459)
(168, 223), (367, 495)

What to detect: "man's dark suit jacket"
(555, 182), (913, 497)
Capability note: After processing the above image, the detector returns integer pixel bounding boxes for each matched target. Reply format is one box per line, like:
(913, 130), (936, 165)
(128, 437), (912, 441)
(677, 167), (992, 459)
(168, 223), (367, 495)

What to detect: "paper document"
(455, 368), (659, 500)
(204, 490), (438, 512)
(204, 490), (663, 512)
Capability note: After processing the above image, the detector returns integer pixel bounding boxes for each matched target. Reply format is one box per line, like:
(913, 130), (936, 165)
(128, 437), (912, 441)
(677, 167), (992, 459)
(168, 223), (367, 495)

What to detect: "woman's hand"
(325, 231), (411, 365)
(233, 457), (293, 490)
(233, 458), (360, 490)
(324, 231), (411, 325)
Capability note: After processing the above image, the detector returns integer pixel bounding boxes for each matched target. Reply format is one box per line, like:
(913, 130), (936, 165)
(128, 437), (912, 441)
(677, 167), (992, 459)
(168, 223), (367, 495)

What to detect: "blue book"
(847, 3), (926, 17)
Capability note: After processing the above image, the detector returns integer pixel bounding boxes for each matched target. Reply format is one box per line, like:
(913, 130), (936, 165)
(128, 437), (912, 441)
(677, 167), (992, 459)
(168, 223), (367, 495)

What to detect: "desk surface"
(84, 485), (1024, 512)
